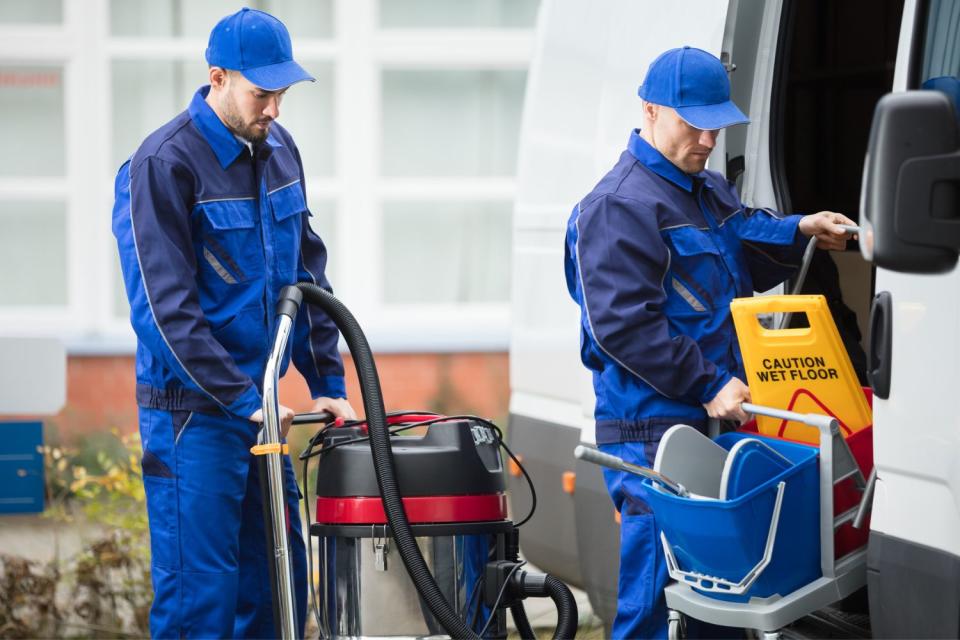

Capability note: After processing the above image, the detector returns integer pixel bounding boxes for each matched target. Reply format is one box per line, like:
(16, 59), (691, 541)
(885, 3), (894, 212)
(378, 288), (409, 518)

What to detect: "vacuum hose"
(281, 283), (478, 639)
(510, 603), (536, 640)
(511, 571), (579, 640)
(544, 576), (578, 640)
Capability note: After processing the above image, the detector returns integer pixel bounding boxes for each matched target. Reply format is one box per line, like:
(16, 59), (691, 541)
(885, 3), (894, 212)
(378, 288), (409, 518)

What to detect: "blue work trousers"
(601, 440), (743, 640)
(600, 441), (669, 639)
(138, 408), (307, 638)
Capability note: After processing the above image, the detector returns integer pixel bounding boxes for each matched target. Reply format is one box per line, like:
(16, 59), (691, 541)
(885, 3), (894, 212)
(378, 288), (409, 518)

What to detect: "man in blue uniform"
(564, 47), (855, 638)
(112, 8), (356, 638)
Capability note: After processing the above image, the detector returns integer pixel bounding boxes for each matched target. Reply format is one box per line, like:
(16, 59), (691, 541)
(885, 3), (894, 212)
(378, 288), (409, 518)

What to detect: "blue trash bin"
(643, 432), (820, 602)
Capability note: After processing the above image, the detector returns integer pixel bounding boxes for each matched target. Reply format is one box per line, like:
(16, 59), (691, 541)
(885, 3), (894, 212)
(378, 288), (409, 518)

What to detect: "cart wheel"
(668, 618), (681, 640)
(667, 610), (685, 640)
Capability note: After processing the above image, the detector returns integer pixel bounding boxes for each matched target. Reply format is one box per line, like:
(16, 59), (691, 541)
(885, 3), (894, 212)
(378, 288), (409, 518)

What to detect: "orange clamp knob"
(562, 471), (576, 495)
(249, 443), (289, 456)
(508, 454), (524, 477)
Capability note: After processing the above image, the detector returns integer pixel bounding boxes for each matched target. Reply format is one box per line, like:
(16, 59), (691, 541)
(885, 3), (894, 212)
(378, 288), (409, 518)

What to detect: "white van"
(508, 0), (960, 636)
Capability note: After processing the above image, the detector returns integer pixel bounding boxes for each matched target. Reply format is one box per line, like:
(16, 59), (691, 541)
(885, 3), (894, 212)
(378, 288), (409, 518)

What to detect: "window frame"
(0, 0), (535, 353)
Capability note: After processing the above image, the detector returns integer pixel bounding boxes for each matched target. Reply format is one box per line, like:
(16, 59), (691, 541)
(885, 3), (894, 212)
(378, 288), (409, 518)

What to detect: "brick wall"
(46, 353), (509, 442)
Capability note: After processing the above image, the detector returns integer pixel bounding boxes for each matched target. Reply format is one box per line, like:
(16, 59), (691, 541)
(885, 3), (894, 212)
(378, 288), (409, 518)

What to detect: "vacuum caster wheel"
(667, 610), (685, 640)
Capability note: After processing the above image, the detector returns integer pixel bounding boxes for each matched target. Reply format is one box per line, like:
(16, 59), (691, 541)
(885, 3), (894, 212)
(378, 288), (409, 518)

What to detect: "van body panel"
(511, 0), (731, 412)
(868, 0), (960, 560)
(509, 0), (731, 618)
(505, 412), (583, 584)
(867, 531), (960, 638)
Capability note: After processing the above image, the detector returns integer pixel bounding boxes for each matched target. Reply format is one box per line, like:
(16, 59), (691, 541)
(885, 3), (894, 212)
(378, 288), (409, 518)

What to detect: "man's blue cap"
(638, 46), (749, 130)
(205, 7), (314, 91)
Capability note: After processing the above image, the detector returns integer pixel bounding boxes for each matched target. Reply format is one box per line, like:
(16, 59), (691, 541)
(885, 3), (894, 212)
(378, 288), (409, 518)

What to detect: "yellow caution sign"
(730, 295), (872, 444)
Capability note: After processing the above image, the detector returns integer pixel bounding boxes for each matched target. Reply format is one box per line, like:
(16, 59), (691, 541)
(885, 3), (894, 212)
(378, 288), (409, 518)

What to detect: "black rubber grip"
(292, 411), (335, 426)
(275, 285), (303, 320)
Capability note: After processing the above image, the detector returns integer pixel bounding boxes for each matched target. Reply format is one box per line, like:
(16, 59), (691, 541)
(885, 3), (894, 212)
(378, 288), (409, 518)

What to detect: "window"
(380, 0), (538, 29)
(382, 201), (511, 304)
(109, 60), (335, 174)
(920, 0), (960, 84)
(0, 0), (537, 351)
(0, 66), (64, 177)
(0, 201), (67, 306)
(111, 60), (208, 169)
(110, 0), (333, 39)
(0, 0), (61, 24)
(273, 64), (335, 177)
(382, 70), (525, 177)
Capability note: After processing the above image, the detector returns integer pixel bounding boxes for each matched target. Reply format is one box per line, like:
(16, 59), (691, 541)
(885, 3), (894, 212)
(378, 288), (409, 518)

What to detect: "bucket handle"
(660, 480), (786, 595)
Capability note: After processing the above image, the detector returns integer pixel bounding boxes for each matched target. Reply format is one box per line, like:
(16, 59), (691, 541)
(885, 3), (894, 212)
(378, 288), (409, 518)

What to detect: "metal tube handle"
(661, 481), (787, 595)
(853, 467), (877, 529)
(574, 445), (689, 497)
(778, 228), (858, 329)
(261, 291), (303, 640)
(778, 235), (818, 329)
(741, 401), (839, 436)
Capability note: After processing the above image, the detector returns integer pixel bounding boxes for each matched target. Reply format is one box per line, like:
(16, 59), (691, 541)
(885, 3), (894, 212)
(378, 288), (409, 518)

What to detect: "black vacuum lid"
(314, 418), (506, 498)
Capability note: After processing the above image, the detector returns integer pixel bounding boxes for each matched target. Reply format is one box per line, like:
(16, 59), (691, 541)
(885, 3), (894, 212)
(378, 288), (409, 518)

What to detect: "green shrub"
(1, 431), (151, 638)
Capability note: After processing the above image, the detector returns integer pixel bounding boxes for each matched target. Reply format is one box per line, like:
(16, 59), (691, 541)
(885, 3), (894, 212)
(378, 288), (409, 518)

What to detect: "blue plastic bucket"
(643, 432), (820, 602)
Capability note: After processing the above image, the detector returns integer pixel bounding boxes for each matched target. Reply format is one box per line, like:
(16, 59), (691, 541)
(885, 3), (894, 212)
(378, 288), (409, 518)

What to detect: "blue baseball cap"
(638, 46), (749, 130)
(205, 7), (314, 91)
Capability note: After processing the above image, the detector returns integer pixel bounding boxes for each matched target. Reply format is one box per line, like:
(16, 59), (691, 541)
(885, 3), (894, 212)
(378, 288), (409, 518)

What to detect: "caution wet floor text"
(730, 295), (871, 443)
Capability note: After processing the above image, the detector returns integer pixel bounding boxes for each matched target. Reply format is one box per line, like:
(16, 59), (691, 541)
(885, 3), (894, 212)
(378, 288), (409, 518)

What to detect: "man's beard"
(221, 94), (270, 144)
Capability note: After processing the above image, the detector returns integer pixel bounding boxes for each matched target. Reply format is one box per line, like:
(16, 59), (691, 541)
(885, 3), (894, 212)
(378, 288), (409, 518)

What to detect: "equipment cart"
(577, 402), (873, 640)
(664, 403), (870, 639)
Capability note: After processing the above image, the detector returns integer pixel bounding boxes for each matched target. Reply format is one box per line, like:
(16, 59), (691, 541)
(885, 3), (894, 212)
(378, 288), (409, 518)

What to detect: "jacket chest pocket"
(195, 199), (262, 284)
(664, 227), (730, 313)
(267, 181), (306, 275)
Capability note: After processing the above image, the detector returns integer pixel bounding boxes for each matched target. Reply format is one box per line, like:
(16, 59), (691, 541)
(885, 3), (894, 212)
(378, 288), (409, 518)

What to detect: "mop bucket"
(739, 388), (874, 558)
(643, 432), (821, 602)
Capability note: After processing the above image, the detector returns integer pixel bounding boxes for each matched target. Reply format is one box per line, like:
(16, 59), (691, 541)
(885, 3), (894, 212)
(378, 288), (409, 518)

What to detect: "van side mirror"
(861, 91), (960, 273)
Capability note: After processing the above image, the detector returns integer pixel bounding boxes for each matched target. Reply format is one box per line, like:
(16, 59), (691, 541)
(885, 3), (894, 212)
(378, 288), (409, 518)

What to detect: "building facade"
(0, 0), (538, 437)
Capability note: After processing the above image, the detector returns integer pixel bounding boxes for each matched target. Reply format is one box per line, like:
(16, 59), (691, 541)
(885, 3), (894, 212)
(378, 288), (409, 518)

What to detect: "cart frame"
(664, 403), (869, 639)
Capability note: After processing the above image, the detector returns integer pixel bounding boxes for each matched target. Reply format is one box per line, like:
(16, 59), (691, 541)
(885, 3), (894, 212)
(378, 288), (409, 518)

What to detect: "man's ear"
(643, 100), (659, 122)
(208, 66), (228, 91)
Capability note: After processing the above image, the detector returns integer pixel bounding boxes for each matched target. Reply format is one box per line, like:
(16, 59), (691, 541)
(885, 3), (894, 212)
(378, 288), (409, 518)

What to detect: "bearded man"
(112, 8), (355, 638)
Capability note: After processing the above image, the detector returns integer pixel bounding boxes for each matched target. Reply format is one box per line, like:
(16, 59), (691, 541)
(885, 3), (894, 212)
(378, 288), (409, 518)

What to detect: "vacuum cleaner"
(255, 282), (578, 639)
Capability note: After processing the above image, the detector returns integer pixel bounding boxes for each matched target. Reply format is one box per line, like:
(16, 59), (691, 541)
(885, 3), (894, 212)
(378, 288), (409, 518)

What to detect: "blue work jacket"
(113, 86), (345, 421)
(565, 130), (806, 444)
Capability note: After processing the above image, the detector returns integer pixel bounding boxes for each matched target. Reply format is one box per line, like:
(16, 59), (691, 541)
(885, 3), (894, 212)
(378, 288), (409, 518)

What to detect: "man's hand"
(311, 396), (358, 421)
(703, 378), (752, 424)
(248, 404), (297, 439)
(798, 211), (858, 251)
